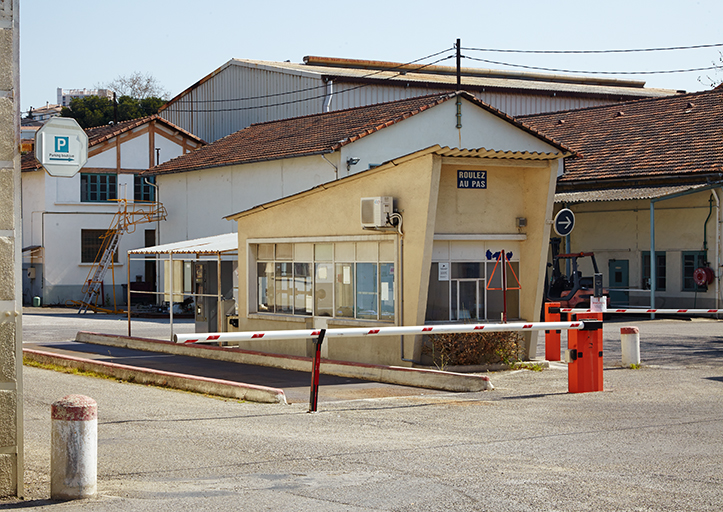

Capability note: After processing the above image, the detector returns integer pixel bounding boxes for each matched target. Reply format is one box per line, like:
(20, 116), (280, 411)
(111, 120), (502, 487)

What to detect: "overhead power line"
(463, 55), (721, 75)
(170, 53), (456, 113)
(463, 43), (723, 54)
(174, 47), (455, 106)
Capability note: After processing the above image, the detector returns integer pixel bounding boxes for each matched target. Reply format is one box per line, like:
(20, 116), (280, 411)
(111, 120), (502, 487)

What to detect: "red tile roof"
(148, 91), (571, 176)
(84, 114), (205, 146)
(521, 88), (723, 189)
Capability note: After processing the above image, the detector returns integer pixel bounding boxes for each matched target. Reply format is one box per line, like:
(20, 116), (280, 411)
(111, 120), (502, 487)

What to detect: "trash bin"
(33, 296), (41, 307)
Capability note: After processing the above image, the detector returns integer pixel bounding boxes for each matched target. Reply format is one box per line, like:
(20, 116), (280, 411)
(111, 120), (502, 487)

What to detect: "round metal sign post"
(34, 117), (88, 177)
(554, 208), (575, 237)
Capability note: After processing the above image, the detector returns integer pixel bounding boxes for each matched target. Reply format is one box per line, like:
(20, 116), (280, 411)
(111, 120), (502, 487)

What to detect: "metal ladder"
(78, 228), (123, 314)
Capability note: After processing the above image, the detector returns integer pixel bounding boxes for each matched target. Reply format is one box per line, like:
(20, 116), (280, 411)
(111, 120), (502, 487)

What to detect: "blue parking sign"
(54, 136), (69, 153)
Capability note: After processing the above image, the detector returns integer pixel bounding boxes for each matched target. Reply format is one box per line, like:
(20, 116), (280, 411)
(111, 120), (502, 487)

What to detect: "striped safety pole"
(561, 308), (723, 314)
(173, 321), (587, 345)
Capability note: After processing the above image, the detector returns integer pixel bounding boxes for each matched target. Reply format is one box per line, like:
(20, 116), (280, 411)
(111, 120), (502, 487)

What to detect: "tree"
(98, 71), (170, 100)
(698, 52), (723, 89)
(61, 95), (167, 128)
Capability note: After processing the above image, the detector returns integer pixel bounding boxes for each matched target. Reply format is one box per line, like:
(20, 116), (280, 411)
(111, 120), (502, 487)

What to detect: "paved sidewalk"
(4, 311), (722, 510)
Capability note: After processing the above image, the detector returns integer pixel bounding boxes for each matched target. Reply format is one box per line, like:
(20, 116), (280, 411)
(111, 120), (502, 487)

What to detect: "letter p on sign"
(55, 136), (69, 152)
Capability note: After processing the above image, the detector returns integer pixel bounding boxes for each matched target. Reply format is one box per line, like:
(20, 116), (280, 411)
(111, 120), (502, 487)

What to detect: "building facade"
(523, 88), (723, 309)
(148, 92), (571, 365)
(22, 115), (204, 306)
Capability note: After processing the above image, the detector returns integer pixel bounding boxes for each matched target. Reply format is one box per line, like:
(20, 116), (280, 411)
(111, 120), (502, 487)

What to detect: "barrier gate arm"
(174, 321), (594, 411)
(173, 321), (587, 345)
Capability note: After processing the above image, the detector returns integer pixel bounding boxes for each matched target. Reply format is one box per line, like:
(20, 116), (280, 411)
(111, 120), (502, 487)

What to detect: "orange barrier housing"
(568, 312), (604, 393)
(544, 302), (561, 361)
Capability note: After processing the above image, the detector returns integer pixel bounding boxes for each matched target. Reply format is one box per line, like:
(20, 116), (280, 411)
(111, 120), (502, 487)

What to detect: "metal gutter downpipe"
(650, 200), (656, 319)
(712, 189), (720, 313)
(324, 80), (333, 113)
(320, 153), (338, 181)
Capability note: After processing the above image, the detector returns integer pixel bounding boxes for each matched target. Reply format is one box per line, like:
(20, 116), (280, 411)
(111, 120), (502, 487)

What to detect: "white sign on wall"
(34, 117), (89, 177)
(438, 262), (450, 281)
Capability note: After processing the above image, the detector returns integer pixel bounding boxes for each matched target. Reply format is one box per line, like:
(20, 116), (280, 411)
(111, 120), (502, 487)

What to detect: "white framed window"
(426, 240), (521, 322)
(252, 239), (396, 322)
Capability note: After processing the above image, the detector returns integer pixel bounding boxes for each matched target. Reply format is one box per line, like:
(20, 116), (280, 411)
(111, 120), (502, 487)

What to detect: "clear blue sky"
(20, 0), (723, 114)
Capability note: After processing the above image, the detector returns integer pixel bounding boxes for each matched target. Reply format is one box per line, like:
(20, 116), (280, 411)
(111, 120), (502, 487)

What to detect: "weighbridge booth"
(227, 142), (570, 367)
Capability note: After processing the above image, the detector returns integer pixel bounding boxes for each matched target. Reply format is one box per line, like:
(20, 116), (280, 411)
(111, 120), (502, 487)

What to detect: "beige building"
(227, 146), (567, 365)
(148, 92), (571, 365)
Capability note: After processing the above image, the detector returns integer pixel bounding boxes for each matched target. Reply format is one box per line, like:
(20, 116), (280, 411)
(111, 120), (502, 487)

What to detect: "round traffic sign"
(554, 208), (575, 236)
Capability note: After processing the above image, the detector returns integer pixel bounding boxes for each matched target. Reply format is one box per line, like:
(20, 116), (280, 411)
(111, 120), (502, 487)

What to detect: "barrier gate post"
(544, 302), (562, 361)
(567, 313), (603, 393)
(308, 329), (326, 413)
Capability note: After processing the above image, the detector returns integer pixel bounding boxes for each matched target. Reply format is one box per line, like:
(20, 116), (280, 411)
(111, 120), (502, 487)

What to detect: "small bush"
(423, 331), (523, 370)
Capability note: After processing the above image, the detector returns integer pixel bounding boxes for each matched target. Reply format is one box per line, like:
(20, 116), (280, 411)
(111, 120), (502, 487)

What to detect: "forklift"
(545, 237), (607, 308)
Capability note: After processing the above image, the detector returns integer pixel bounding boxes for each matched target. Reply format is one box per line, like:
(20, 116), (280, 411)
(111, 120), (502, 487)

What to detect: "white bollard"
(620, 326), (641, 367)
(51, 395), (97, 500)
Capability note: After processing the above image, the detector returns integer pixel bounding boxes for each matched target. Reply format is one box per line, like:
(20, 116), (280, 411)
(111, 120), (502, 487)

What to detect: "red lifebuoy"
(693, 267), (715, 286)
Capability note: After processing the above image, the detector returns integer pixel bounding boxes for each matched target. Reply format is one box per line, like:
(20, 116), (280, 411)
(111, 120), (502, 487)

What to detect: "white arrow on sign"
(554, 208), (575, 236)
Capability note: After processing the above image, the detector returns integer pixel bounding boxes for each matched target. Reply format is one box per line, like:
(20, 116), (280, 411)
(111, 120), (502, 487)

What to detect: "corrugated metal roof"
(235, 58), (678, 99)
(555, 184), (710, 204)
(128, 233), (237, 255)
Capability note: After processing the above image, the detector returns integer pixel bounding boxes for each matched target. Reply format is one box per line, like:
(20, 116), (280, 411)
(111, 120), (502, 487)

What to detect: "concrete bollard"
(51, 395), (97, 500)
(620, 326), (641, 367)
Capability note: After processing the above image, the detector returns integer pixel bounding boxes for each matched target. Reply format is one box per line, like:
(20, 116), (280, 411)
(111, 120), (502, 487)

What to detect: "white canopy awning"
(128, 233), (238, 255)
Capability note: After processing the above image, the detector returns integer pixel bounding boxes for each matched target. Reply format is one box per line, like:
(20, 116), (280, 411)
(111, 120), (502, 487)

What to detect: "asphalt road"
(4, 310), (723, 510)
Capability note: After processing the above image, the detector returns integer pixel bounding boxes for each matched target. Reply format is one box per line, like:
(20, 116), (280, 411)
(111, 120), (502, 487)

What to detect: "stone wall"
(0, 0), (22, 498)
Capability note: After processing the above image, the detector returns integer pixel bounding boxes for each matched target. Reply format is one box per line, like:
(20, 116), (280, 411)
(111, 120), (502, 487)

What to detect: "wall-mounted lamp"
(346, 157), (360, 172)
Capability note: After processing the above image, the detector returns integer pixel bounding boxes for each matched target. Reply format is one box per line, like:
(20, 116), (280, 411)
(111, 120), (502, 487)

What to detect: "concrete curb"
(23, 348), (288, 404)
(75, 332), (494, 392)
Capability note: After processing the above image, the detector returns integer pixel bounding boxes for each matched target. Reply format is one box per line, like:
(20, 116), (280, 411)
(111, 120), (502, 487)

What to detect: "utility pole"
(456, 38), (461, 90)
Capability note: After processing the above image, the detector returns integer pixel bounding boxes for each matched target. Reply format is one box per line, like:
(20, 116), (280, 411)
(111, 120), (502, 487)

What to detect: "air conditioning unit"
(360, 196), (393, 228)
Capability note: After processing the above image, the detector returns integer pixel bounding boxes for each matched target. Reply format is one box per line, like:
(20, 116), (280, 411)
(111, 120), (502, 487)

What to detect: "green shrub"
(423, 331), (523, 370)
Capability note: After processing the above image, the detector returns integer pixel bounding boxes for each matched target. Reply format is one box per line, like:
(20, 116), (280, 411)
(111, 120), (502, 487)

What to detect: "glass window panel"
(380, 263), (395, 321)
(257, 262), (274, 313)
(335, 242), (355, 261)
(451, 280), (458, 320)
(274, 262), (293, 314)
(294, 243), (313, 261)
(379, 241), (395, 262)
(315, 263), (334, 316)
(425, 263), (450, 321)
(315, 243), (333, 262)
(458, 281), (478, 320)
(452, 262), (483, 279)
(257, 244), (274, 260)
(478, 281), (487, 321)
(485, 262), (519, 320)
(335, 263), (355, 318)
(276, 243), (292, 260)
(293, 263), (312, 316)
(356, 242), (377, 262)
(682, 251), (707, 291)
(356, 263), (378, 319)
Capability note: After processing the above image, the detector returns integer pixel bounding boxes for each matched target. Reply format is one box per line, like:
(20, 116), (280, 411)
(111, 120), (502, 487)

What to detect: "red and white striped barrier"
(173, 321), (588, 345)
(561, 308), (723, 314)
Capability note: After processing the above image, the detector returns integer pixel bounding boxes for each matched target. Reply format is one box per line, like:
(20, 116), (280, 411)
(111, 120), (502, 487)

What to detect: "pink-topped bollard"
(51, 395), (97, 500)
(620, 326), (641, 367)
